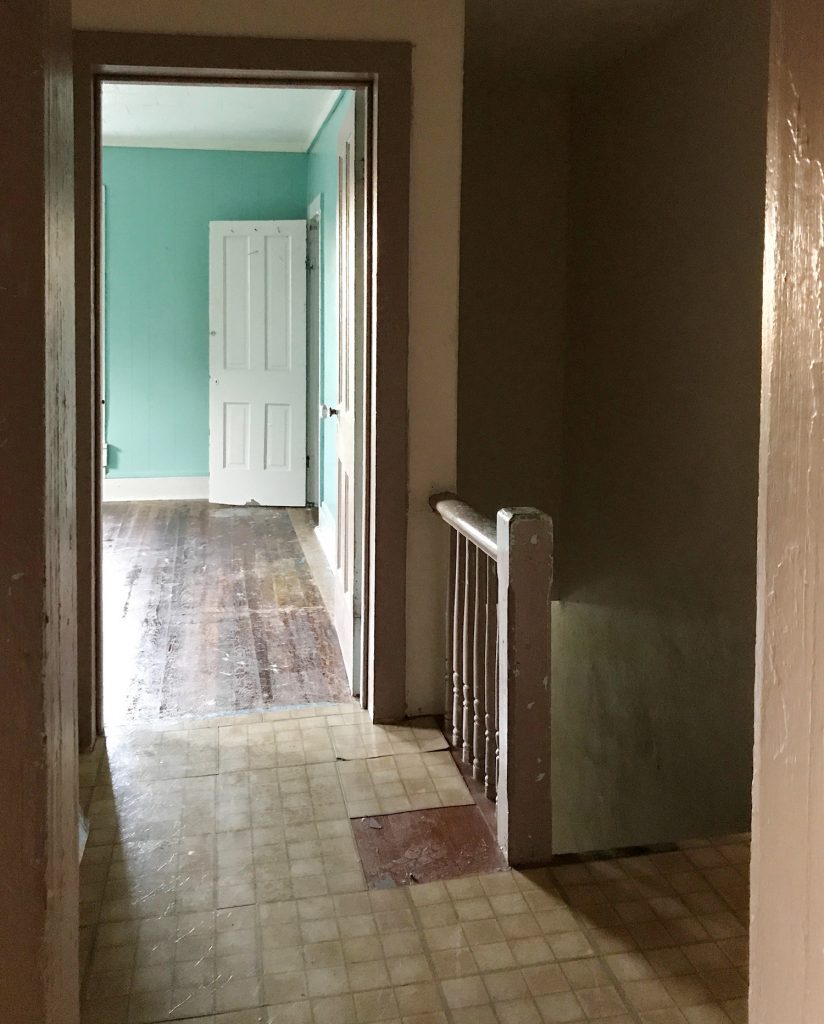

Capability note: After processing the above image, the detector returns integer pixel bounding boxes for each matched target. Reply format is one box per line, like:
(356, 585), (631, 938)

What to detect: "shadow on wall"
(104, 445), (122, 472)
(546, 0), (770, 854)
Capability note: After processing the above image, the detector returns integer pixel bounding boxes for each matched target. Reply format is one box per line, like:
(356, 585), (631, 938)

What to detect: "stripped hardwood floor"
(102, 501), (351, 724)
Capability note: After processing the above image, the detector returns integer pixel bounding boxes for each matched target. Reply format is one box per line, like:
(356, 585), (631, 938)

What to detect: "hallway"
(79, 704), (750, 1024)
(102, 502), (351, 724)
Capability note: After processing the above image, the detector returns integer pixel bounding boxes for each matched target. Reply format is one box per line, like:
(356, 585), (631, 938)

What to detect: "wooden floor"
(102, 501), (351, 724)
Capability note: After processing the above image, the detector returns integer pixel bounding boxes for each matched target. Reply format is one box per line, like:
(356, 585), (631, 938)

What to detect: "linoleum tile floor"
(79, 703), (750, 1024)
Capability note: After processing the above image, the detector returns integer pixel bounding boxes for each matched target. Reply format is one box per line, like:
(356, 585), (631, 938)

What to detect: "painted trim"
(307, 194), (323, 509)
(315, 503), (336, 570)
(102, 476), (209, 502)
(100, 185), (107, 471)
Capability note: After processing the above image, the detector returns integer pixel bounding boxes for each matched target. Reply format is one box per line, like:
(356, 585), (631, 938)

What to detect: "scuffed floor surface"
(102, 501), (351, 723)
(79, 704), (750, 1024)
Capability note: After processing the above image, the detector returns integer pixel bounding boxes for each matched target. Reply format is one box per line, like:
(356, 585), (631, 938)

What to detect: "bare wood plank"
(496, 507), (553, 866)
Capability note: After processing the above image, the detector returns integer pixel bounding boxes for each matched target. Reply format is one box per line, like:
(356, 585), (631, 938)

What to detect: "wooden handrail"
(431, 490), (554, 866)
(429, 492), (498, 561)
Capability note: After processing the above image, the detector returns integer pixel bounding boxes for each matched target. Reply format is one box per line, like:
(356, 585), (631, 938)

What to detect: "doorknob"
(320, 404), (339, 418)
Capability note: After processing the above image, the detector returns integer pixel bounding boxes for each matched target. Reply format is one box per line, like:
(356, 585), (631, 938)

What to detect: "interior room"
(12, 0), (821, 1019)
(98, 82), (357, 725)
(75, 4), (758, 1021)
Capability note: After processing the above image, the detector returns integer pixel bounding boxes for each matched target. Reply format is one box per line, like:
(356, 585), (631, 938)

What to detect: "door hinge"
(306, 454), (311, 469)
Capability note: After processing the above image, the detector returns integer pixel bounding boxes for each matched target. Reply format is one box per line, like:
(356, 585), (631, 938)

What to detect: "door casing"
(73, 32), (412, 743)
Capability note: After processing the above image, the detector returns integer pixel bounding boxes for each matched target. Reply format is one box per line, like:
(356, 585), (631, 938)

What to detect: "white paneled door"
(208, 220), (306, 506)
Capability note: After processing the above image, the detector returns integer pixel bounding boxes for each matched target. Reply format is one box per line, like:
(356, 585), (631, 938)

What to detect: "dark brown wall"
(457, 10), (569, 521)
(456, 1), (708, 523)
(0, 0), (79, 1020)
(552, 0), (770, 851)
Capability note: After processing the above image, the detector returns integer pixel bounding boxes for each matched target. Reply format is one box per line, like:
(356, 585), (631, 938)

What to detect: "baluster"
(494, 615), (500, 798)
(462, 540), (475, 765)
(452, 534), (464, 751)
(484, 557), (498, 800)
(445, 530), (456, 740)
(472, 550), (485, 781)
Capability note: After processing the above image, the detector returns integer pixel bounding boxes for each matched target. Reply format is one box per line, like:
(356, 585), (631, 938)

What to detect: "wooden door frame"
(73, 32), (412, 745)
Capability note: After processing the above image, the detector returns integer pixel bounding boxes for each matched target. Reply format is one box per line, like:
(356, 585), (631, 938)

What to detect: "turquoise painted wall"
(103, 146), (308, 478)
(305, 91), (355, 517)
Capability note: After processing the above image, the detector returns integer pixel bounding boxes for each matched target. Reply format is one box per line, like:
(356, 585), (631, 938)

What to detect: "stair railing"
(430, 493), (553, 866)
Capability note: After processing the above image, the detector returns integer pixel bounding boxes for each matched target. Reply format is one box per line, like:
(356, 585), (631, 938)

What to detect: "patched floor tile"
(352, 805), (506, 888)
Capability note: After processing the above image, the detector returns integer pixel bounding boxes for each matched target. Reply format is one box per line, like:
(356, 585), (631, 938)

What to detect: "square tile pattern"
(338, 751), (473, 817)
(81, 702), (750, 1023)
(329, 714), (449, 761)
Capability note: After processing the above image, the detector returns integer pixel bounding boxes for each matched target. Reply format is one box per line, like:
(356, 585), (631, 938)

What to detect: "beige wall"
(552, 0), (770, 852)
(751, 0), (824, 1018)
(72, 0), (465, 715)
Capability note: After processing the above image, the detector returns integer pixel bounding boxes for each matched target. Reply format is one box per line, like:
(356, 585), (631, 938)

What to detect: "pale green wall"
(103, 146), (308, 478)
(305, 91), (354, 517)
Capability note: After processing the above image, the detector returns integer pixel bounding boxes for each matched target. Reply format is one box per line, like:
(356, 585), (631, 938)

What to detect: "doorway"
(75, 31), (412, 752)
(91, 73), (377, 729)
(75, 35), (412, 745)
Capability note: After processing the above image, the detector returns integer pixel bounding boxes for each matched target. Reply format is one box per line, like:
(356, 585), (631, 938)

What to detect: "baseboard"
(315, 503), (336, 570)
(102, 476), (210, 502)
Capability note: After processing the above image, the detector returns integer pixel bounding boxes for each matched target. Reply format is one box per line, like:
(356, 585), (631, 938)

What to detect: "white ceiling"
(101, 83), (343, 152)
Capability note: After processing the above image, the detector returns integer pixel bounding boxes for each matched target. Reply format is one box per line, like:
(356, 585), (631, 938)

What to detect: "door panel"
(222, 403), (250, 469)
(264, 404), (290, 469)
(209, 220), (306, 506)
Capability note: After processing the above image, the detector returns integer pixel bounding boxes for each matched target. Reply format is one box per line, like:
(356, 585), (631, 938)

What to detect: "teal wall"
(103, 146), (308, 478)
(305, 92), (354, 517)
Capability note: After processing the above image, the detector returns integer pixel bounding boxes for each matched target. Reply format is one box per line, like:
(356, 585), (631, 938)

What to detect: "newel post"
(496, 508), (553, 866)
